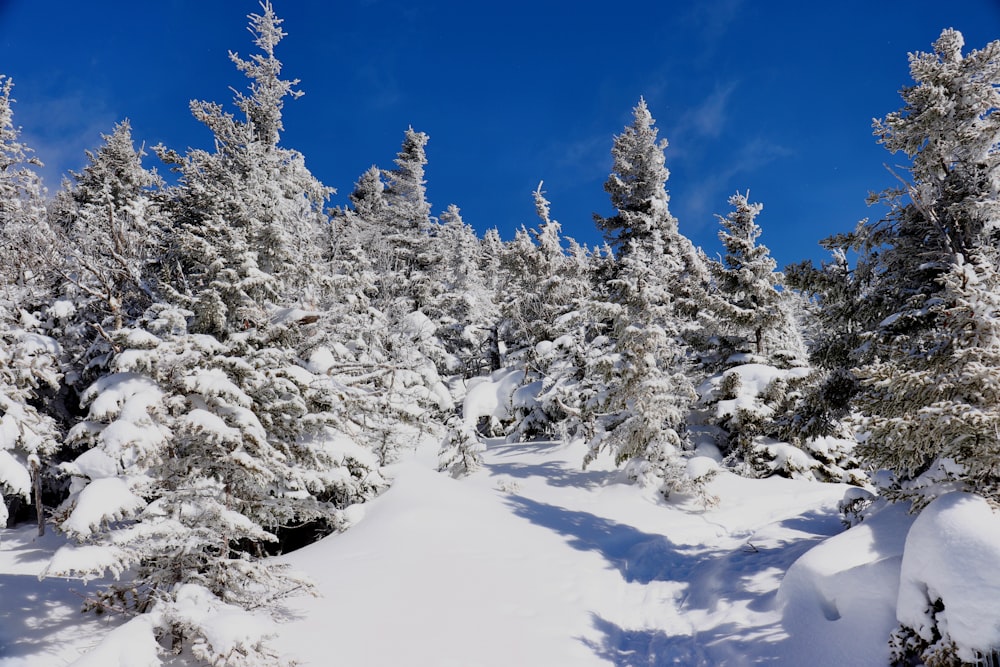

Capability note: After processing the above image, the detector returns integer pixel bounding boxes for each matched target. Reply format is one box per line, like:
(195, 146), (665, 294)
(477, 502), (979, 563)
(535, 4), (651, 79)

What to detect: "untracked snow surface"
(0, 437), (929, 665)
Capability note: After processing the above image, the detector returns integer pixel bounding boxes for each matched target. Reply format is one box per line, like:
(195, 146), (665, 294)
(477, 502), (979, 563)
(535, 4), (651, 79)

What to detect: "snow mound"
(68, 613), (161, 667)
(462, 368), (525, 426)
(896, 492), (1000, 662)
(777, 500), (916, 666)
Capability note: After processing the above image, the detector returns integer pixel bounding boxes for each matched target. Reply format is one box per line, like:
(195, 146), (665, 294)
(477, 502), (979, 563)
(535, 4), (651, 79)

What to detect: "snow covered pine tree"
(585, 98), (709, 498)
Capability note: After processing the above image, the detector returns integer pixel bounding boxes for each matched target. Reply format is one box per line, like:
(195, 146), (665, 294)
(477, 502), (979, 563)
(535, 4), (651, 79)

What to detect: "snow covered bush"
(438, 415), (486, 478)
(698, 362), (864, 483)
(890, 492), (1000, 666)
(0, 315), (62, 530)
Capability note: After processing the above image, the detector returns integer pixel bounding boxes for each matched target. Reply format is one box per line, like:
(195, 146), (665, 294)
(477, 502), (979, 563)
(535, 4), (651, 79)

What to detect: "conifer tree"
(48, 120), (165, 397)
(156, 2), (330, 336)
(705, 192), (806, 368)
(44, 7), (372, 663)
(436, 204), (497, 375)
(584, 99), (705, 497)
(0, 75), (63, 535)
(851, 29), (1000, 504)
(0, 75), (56, 306)
(858, 251), (1000, 504)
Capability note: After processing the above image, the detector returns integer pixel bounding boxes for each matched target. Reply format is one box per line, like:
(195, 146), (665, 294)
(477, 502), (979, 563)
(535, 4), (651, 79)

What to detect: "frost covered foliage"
(697, 363), (864, 483)
(0, 311), (61, 529)
(156, 2), (330, 337)
(0, 75), (58, 308)
(582, 99), (707, 498)
(851, 30), (1000, 505)
(704, 192), (806, 370)
(859, 253), (1000, 505)
(438, 416), (485, 478)
(48, 305), (380, 664)
(50, 120), (162, 332)
(498, 186), (599, 440)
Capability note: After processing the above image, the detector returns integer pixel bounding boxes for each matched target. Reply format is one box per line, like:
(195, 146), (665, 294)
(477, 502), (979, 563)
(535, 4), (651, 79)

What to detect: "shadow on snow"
(504, 494), (846, 665)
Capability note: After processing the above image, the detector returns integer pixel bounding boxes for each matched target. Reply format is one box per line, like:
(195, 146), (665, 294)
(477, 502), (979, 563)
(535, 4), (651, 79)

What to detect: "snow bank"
(777, 500), (916, 666)
(68, 613), (161, 667)
(896, 492), (1000, 662)
(462, 368), (525, 426)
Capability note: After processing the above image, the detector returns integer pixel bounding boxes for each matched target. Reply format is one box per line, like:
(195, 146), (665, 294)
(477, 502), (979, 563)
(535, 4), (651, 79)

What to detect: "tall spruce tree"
(156, 2), (330, 336)
(583, 99), (706, 497)
(849, 30), (1000, 504)
(0, 75), (63, 535)
(45, 7), (379, 663)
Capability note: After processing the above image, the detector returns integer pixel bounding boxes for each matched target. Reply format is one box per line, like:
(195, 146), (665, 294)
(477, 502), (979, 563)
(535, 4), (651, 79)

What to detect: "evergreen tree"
(851, 29), (1000, 504)
(156, 2), (330, 336)
(0, 311), (62, 534)
(858, 251), (1000, 505)
(436, 204), (497, 376)
(43, 6), (371, 662)
(705, 192), (806, 368)
(584, 99), (706, 497)
(0, 75), (56, 306)
(0, 75), (64, 535)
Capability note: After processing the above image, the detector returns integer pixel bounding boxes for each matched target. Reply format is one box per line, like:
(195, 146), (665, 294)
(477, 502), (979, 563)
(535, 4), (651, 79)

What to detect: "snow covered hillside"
(273, 438), (912, 666)
(10, 425), (1000, 666)
(1, 434), (926, 666)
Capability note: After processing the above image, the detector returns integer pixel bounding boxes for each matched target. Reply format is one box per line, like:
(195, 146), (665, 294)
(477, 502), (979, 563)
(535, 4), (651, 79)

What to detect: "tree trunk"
(31, 459), (44, 537)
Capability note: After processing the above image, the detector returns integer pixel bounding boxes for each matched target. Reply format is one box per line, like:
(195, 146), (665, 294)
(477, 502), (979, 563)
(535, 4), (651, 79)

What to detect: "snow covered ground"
(271, 438), (906, 666)
(0, 435), (933, 666)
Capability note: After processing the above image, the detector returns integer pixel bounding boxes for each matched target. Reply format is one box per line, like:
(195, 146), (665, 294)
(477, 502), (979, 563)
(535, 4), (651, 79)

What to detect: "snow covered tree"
(850, 29), (1000, 362)
(582, 99), (706, 497)
(850, 30), (1000, 504)
(0, 75), (56, 307)
(858, 251), (1000, 505)
(51, 120), (162, 330)
(693, 193), (850, 480)
(705, 192), (806, 368)
(0, 76), (65, 535)
(0, 313), (62, 534)
(500, 185), (602, 440)
(361, 127), (442, 320)
(156, 1), (330, 336)
(48, 306), (384, 663)
(435, 204), (498, 376)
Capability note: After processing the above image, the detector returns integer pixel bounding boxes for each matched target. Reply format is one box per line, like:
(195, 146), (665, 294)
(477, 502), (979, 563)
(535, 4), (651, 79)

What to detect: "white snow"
(181, 408), (240, 443)
(5, 432), (998, 665)
(60, 477), (147, 540)
(462, 368), (525, 426)
(271, 438), (877, 666)
(61, 447), (118, 481)
(0, 449), (31, 498)
(168, 583), (278, 664)
(895, 492), (1000, 662)
(68, 614), (162, 667)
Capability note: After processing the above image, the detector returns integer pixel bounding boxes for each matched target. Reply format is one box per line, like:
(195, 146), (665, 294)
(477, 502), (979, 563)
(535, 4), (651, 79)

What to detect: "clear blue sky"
(2, 1), (999, 268)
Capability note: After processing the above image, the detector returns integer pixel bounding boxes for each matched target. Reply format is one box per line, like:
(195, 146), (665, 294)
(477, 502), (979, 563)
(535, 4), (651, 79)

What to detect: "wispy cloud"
(354, 59), (403, 111)
(679, 82), (738, 139)
(14, 89), (118, 193)
(675, 134), (794, 236)
(681, 0), (747, 63)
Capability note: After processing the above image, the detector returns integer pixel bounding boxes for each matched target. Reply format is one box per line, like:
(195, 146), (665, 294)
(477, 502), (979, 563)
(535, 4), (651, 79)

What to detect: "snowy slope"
(0, 436), (920, 665)
(0, 525), (125, 666)
(272, 438), (892, 666)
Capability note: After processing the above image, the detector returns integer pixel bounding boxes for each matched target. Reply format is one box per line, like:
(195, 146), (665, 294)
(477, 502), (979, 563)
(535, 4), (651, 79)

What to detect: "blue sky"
(1, 1), (999, 268)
